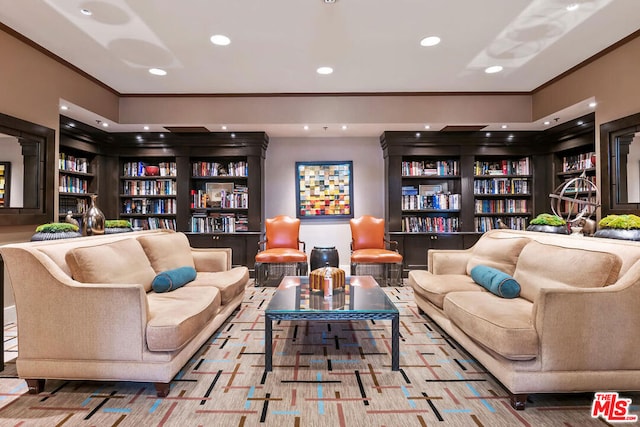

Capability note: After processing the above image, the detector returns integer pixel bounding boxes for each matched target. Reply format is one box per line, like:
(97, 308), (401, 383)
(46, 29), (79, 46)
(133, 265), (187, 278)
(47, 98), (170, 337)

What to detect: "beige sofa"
(408, 229), (640, 410)
(0, 229), (249, 397)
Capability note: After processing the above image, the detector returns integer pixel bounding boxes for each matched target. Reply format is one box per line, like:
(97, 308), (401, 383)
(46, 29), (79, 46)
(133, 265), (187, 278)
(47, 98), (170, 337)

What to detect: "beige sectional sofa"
(0, 229), (249, 397)
(408, 229), (640, 409)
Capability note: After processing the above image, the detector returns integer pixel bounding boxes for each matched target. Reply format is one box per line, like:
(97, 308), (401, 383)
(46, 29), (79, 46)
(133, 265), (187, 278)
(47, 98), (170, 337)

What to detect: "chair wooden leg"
(510, 393), (527, 410)
(25, 379), (45, 394)
(154, 382), (170, 397)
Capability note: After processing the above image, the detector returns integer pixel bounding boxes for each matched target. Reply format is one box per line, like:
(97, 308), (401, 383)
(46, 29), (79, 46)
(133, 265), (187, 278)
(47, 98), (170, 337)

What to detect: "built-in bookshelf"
(189, 158), (250, 233)
(554, 150), (597, 217)
(58, 149), (96, 220)
(0, 162), (9, 208)
(119, 158), (177, 230)
(400, 157), (461, 233)
(473, 156), (532, 232)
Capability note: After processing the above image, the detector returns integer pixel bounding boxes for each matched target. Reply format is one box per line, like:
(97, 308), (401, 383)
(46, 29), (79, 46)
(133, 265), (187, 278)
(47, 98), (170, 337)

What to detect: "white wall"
(265, 137), (384, 271)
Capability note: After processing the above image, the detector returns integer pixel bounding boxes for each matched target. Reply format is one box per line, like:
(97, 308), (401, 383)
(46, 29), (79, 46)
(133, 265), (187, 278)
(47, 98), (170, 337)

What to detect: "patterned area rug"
(0, 286), (637, 426)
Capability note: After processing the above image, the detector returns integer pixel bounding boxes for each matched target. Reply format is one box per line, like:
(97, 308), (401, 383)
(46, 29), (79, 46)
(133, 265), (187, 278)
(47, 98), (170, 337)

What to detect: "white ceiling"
(2, 0), (640, 136)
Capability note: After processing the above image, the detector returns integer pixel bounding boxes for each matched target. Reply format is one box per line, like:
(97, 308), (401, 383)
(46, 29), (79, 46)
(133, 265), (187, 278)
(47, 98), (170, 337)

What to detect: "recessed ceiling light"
(485, 132), (491, 137)
(508, 134), (514, 139)
(424, 125), (430, 129)
(303, 125), (309, 130)
(143, 126), (150, 131)
(566, 3), (579, 11)
(102, 122), (109, 128)
(60, 105), (69, 111)
(501, 125), (508, 129)
(577, 121), (584, 125)
(420, 36), (441, 47)
(589, 101), (597, 108)
(485, 65), (503, 74)
(149, 68), (167, 76)
(317, 66), (334, 75)
(415, 132), (421, 137)
(80, 8), (92, 16)
(341, 125), (347, 130)
(221, 125), (227, 130)
(544, 121), (550, 125)
(210, 34), (231, 46)
(136, 135), (143, 140)
(230, 133), (236, 138)
(159, 133), (165, 138)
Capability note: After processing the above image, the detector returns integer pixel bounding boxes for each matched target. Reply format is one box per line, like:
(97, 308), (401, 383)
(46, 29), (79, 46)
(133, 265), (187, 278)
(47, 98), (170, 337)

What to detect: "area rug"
(0, 286), (636, 426)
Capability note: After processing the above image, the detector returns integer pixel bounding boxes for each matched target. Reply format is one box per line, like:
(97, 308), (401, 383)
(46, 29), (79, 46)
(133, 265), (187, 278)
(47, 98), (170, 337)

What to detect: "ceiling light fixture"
(589, 101), (597, 108)
(221, 125), (227, 130)
(544, 121), (550, 125)
(424, 125), (430, 129)
(566, 3), (579, 11)
(341, 125), (347, 130)
(501, 125), (508, 129)
(415, 132), (421, 137)
(149, 68), (167, 76)
(303, 125), (309, 130)
(143, 126), (150, 131)
(60, 105), (69, 110)
(102, 122), (109, 128)
(210, 35), (231, 46)
(420, 36), (441, 47)
(578, 121), (584, 125)
(317, 66), (333, 75)
(80, 8), (92, 16)
(485, 132), (491, 137)
(485, 65), (503, 74)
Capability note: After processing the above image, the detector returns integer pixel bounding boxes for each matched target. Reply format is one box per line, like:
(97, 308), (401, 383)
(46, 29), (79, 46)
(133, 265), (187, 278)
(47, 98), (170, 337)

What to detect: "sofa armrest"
(191, 247), (232, 272)
(1, 247), (149, 362)
(533, 266), (640, 372)
(428, 249), (472, 274)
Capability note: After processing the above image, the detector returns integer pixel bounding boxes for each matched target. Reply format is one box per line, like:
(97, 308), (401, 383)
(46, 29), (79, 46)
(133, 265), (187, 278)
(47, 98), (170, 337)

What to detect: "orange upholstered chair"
(350, 215), (403, 286)
(255, 215), (308, 286)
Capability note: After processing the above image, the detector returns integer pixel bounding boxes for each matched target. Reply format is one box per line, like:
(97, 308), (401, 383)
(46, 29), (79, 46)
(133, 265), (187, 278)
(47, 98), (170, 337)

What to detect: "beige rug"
(0, 286), (636, 426)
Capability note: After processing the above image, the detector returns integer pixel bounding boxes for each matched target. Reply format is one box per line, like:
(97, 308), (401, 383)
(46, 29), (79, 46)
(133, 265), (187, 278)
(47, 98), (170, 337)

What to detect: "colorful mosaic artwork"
(295, 161), (352, 219)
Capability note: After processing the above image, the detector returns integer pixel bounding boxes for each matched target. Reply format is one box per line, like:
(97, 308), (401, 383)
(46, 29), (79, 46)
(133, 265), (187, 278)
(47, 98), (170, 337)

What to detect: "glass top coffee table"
(264, 275), (399, 371)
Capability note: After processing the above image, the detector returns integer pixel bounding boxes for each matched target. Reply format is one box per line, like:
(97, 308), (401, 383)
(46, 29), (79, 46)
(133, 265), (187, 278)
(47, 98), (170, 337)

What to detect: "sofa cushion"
(146, 286), (221, 352)
(466, 235), (530, 276)
(514, 241), (622, 303)
(65, 238), (157, 292)
(152, 266), (198, 293)
(470, 265), (521, 298)
(137, 232), (195, 273)
(408, 270), (483, 309)
(187, 267), (249, 305)
(444, 291), (538, 360)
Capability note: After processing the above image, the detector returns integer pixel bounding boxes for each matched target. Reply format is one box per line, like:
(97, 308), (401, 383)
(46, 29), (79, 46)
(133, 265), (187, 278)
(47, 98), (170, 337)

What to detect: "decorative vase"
(83, 194), (105, 236)
(526, 224), (569, 234)
(593, 228), (640, 241)
(310, 246), (339, 271)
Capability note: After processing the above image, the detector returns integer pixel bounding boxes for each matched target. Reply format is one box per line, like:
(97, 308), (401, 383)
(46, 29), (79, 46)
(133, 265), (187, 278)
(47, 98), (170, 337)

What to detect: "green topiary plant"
(598, 214), (640, 230)
(35, 222), (79, 233)
(529, 213), (566, 226)
(105, 219), (132, 229)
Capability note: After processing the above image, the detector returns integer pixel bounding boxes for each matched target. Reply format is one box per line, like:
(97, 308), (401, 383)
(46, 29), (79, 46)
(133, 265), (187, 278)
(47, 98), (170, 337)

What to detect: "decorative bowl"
(144, 165), (160, 176)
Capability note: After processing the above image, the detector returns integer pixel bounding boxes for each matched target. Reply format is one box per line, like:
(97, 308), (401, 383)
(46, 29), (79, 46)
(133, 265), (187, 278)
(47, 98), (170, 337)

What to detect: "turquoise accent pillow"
(470, 265), (521, 298)
(152, 266), (197, 293)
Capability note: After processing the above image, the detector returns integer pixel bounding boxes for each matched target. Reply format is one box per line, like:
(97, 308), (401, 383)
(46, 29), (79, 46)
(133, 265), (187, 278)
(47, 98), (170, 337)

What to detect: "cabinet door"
(186, 233), (259, 273)
(403, 234), (464, 271)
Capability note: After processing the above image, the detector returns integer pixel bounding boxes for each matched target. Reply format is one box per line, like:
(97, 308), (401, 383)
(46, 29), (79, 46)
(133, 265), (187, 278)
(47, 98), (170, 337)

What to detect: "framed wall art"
(295, 161), (353, 219)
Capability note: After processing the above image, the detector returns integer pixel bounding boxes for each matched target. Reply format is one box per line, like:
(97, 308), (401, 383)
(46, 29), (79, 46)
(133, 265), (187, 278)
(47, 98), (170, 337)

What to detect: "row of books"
(402, 216), (460, 233)
(401, 193), (461, 210)
(59, 175), (88, 193)
(130, 218), (176, 231)
(122, 161), (177, 177)
(59, 153), (89, 173)
(122, 179), (176, 196)
(122, 198), (177, 215)
(59, 196), (88, 215)
(192, 161), (248, 177)
(474, 199), (529, 213)
(402, 160), (459, 177)
(190, 185), (249, 209)
(561, 175), (597, 193)
(556, 196), (598, 215)
(474, 158), (530, 176)
(474, 178), (530, 195)
(562, 152), (596, 172)
(190, 213), (249, 233)
(474, 216), (528, 232)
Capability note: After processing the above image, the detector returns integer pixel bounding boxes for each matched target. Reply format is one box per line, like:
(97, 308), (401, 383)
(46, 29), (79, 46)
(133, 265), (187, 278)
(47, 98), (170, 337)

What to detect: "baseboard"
(4, 305), (16, 325)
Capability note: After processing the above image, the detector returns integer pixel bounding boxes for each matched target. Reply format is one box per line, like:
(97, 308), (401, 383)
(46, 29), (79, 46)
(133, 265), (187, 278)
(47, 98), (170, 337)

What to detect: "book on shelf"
(59, 153), (89, 173)
(59, 175), (88, 193)
(474, 216), (528, 232)
(474, 178), (530, 195)
(190, 212), (245, 233)
(402, 216), (460, 233)
(122, 179), (176, 196)
(122, 161), (177, 177)
(401, 193), (461, 210)
(192, 161), (248, 177)
(130, 217), (176, 231)
(474, 199), (529, 213)
(190, 184), (249, 209)
(122, 198), (177, 215)
(474, 158), (530, 176)
(562, 152), (596, 172)
(402, 160), (459, 176)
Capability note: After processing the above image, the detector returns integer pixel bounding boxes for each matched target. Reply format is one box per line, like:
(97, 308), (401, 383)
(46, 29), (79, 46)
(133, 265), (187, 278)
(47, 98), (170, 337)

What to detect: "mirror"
(0, 112), (54, 226)
(600, 111), (640, 215)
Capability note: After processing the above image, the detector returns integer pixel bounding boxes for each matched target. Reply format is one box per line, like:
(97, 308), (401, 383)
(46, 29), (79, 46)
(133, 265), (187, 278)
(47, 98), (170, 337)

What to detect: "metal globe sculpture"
(549, 171), (600, 224)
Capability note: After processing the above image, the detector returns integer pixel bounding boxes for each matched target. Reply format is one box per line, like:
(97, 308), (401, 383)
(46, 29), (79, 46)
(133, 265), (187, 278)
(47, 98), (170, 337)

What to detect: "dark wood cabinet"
(186, 232), (260, 270)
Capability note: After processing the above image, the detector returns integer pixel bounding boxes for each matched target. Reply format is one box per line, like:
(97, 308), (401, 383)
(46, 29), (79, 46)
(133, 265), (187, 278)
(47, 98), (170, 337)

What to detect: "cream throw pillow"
(137, 232), (195, 273)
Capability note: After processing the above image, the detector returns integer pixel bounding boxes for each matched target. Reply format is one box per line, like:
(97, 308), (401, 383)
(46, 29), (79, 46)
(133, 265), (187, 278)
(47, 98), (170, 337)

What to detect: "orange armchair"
(350, 215), (403, 286)
(255, 215), (308, 286)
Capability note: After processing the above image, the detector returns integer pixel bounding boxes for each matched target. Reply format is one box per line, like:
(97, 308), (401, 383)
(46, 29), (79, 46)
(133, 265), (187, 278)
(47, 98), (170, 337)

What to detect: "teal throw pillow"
(470, 265), (521, 298)
(152, 266), (197, 293)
